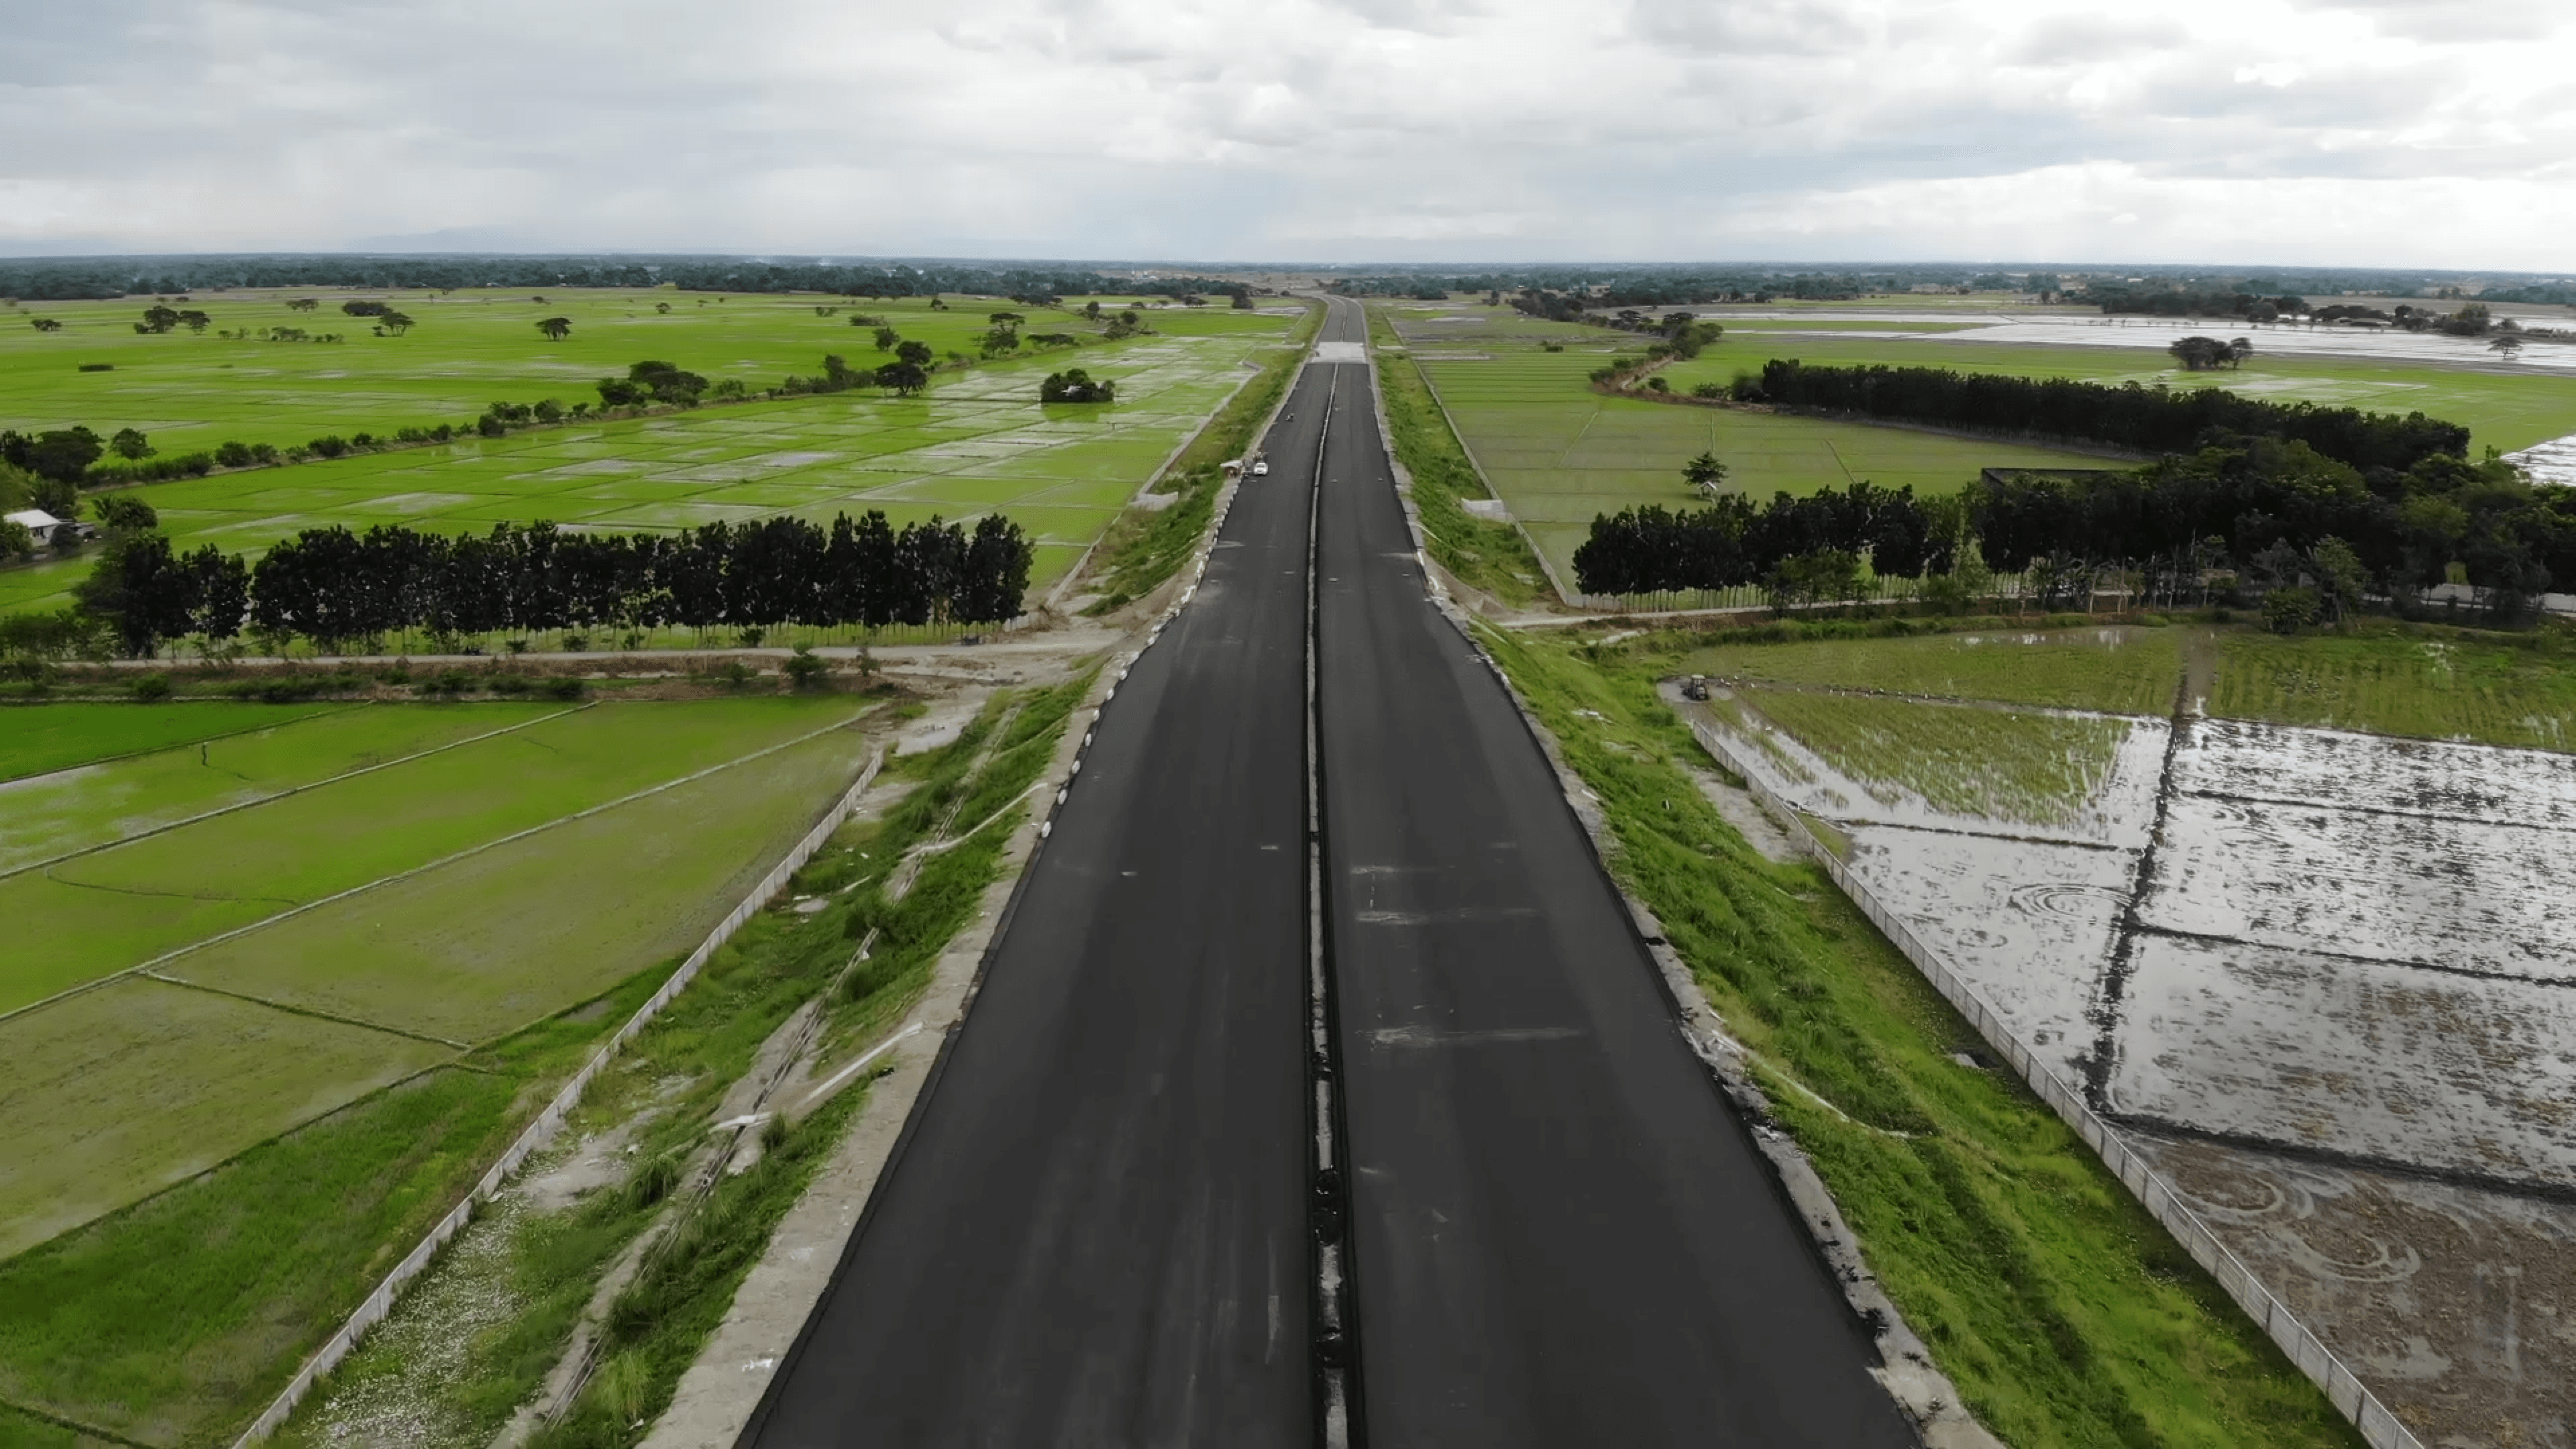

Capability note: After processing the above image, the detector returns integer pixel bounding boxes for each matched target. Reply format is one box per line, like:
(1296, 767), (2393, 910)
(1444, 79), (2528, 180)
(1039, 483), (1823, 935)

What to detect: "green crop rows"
(0, 700), (338, 781)
(1, 294), (1295, 617)
(2212, 623), (2576, 750)
(1737, 686), (2129, 826)
(1681, 623), (2187, 714)
(0, 696), (879, 1267)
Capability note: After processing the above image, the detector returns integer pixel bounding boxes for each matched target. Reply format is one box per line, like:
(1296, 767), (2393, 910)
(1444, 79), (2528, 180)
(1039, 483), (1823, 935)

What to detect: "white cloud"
(0, 0), (2568, 266)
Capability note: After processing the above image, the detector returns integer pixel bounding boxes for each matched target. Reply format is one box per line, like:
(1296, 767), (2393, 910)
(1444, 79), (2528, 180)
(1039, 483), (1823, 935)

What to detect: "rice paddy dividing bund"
(0, 696), (882, 1264)
(0, 294), (1299, 616)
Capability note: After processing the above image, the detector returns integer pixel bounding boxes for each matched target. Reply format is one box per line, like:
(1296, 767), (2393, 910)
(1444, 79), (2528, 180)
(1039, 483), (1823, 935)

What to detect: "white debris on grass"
(301, 1195), (529, 1449)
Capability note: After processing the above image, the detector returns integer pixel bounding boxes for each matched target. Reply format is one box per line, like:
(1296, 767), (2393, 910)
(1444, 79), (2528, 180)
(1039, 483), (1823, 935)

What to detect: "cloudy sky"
(3, 0), (2569, 268)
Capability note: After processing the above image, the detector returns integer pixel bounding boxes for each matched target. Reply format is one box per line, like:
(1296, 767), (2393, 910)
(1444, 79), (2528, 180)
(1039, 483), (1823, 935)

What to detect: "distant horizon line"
(0, 249), (2563, 281)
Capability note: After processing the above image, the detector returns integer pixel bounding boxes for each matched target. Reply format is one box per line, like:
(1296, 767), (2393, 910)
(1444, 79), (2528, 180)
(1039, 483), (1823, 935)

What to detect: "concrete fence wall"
(233, 745), (888, 1448)
(1683, 713), (2426, 1449)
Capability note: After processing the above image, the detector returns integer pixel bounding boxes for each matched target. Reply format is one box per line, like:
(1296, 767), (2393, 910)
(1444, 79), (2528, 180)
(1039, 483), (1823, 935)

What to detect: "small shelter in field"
(4, 509), (78, 546)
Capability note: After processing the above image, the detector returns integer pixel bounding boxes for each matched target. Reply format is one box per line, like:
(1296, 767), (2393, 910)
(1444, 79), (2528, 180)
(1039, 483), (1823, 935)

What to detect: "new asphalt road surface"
(743, 297), (1915, 1446)
(1310, 300), (1914, 1444)
(739, 366), (1342, 1447)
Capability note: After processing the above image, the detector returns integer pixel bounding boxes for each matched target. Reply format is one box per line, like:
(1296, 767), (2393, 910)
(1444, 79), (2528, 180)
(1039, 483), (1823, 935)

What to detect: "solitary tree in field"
(2491, 335), (2525, 362)
(378, 310), (415, 335)
(29, 317), (60, 333)
(286, 298), (319, 313)
(110, 428), (154, 460)
(655, 302), (672, 315)
(1039, 368), (1115, 404)
(537, 317), (573, 341)
(872, 325), (900, 352)
(1682, 451), (1728, 500)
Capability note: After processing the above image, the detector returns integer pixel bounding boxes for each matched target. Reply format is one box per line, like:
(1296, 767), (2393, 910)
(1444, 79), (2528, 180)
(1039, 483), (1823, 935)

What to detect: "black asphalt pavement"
(744, 299), (1917, 1448)
(739, 367), (1341, 1448)
(1311, 304), (1917, 1446)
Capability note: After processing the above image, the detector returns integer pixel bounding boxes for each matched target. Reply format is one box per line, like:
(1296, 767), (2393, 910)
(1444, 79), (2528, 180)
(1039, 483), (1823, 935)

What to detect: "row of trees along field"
(1574, 435), (2576, 619)
(68, 510), (1034, 656)
(1735, 360), (2468, 472)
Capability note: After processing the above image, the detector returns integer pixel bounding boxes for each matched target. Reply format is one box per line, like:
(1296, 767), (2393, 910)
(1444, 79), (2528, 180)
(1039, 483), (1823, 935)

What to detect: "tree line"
(1735, 360), (2469, 473)
(1574, 482), (1953, 597)
(0, 254), (1264, 303)
(1574, 435), (2576, 621)
(72, 511), (1035, 656)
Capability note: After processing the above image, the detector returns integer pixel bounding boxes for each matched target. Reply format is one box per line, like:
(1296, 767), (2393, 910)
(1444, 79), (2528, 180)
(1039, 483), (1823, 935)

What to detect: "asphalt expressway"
(739, 297), (1915, 1447)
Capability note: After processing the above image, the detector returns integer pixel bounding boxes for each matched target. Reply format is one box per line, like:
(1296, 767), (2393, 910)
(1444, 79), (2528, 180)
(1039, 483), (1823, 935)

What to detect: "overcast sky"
(3, 0), (2569, 269)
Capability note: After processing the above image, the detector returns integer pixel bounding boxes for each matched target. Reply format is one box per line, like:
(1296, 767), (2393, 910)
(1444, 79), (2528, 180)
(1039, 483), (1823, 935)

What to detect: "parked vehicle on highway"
(1252, 460), (1270, 476)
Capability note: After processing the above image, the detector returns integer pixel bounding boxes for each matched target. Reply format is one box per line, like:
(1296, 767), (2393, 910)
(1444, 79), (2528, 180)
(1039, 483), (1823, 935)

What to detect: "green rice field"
(0, 292), (1299, 616)
(0, 696), (881, 1261)
(0, 290), (1273, 449)
(0, 700), (338, 780)
(2211, 624), (2576, 751)
(1379, 301), (2576, 594)
(1736, 686), (2127, 826)
(1679, 625), (2188, 714)
(1383, 310), (2111, 588)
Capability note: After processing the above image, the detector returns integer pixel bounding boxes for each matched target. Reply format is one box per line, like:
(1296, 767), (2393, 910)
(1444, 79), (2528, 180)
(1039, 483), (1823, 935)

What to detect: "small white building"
(4, 508), (69, 545)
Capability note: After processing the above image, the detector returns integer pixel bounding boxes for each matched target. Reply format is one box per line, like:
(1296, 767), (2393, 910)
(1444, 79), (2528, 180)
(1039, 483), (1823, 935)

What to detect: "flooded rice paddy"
(1691, 684), (2576, 1444)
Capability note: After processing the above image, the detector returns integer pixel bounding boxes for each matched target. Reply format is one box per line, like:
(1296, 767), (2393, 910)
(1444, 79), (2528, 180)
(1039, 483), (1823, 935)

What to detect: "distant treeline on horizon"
(2, 254), (2570, 306)
(0, 254), (1264, 303)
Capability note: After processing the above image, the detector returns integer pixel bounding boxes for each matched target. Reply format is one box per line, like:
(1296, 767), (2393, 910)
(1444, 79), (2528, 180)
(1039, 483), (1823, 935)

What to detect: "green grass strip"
(1470, 622), (2365, 1449)
(1366, 305), (1553, 608)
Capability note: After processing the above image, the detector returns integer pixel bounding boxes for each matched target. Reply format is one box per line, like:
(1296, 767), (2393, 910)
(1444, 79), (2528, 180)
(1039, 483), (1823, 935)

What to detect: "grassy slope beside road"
(259, 675), (1095, 1449)
(1472, 621), (2363, 1449)
(1364, 305), (1552, 608)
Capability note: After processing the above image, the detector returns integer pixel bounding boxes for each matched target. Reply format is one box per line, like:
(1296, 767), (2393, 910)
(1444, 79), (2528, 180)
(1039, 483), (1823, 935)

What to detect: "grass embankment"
(1473, 621), (2365, 1448)
(0, 701), (340, 782)
(1081, 301), (1322, 610)
(2212, 621), (2576, 750)
(1362, 305), (1550, 608)
(1738, 686), (2128, 826)
(269, 673), (1093, 1449)
(1680, 617), (2186, 713)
